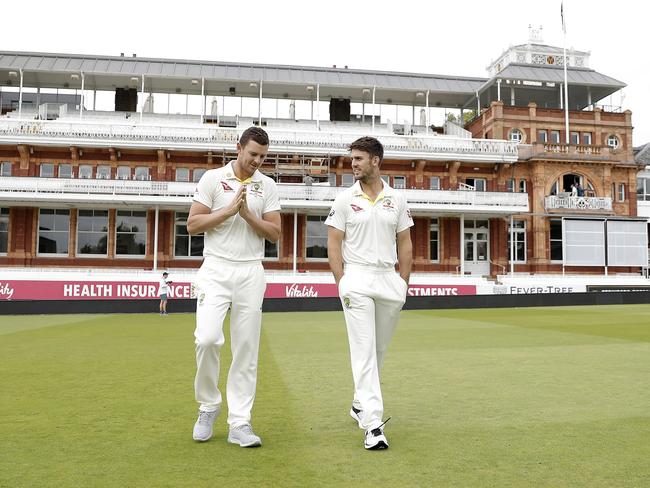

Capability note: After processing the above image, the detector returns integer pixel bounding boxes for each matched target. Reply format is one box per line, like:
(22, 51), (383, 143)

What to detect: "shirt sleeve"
(193, 171), (215, 209)
(263, 179), (281, 214)
(396, 194), (414, 233)
(324, 195), (347, 232)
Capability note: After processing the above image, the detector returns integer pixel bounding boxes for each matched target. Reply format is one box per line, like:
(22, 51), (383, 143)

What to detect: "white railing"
(545, 195), (612, 211)
(0, 177), (529, 210)
(0, 118), (519, 162)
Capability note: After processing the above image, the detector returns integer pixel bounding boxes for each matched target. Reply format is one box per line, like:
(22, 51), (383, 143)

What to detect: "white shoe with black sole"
(349, 405), (363, 428)
(364, 426), (389, 450)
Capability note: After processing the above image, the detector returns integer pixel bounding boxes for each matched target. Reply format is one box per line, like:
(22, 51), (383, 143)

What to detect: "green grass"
(1, 305), (649, 487)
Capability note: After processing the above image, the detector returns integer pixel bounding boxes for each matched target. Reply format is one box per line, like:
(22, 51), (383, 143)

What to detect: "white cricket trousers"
(338, 264), (408, 431)
(193, 257), (266, 427)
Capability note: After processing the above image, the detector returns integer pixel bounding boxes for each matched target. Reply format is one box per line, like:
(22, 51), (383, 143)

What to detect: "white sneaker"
(228, 423), (262, 447)
(349, 405), (363, 428)
(364, 426), (389, 450)
(192, 408), (219, 442)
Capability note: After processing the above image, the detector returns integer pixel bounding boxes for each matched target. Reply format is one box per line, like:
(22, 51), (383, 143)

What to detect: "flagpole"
(562, 1), (570, 143)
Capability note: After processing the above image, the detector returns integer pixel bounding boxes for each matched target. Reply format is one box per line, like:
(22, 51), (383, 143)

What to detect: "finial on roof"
(528, 25), (543, 43)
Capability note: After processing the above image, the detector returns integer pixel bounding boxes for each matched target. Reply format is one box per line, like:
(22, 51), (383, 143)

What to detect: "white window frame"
(116, 166), (131, 180)
(58, 164), (72, 179)
(37, 208), (70, 257)
(40, 163), (55, 178)
(175, 168), (190, 182)
(519, 179), (527, 193)
(550, 130), (560, 144)
(607, 135), (620, 149)
(192, 168), (207, 183)
(342, 174), (354, 187)
(0, 161), (11, 177)
(305, 215), (328, 260)
(174, 212), (204, 258)
(78, 165), (93, 179)
(537, 129), (548, 143)
(618, 183), (625, 202)
(76, 209), (109, 257)
(393, 175), (406, 189)
(429, 218), (439, 262)
(429, 176), (440, 190)
(96, 165), (111, 180)
(570, 131), (580, 145)
(549, 219), (563, 262)
(0, 207), (9, 255)
(506, 178), (515, 193)
(115, 210), (147, 257)
(134, 167), (150, 181)
(508, 220), (527, 263)
(582, 132), (592, 145)
(509, 129), (523, 143)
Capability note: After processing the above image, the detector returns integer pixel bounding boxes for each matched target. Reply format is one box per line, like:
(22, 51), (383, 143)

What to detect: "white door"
(464, 219), (490, 275)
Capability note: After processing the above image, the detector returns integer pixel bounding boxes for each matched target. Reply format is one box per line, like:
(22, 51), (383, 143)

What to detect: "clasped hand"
(226, 186), (251, 220)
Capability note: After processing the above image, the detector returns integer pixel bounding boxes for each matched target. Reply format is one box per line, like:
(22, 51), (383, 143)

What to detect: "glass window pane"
(193, 168), (207, 182)
(97, 166), (111, 179)
(58, 164), (72, 178)
(306, 216), (328, 258)
(175, 235), (189, 257)
(190, 235), (204, 257)
(40, 163), (55, 177)
(117, 166), (131, 180)
(429, 176), (440, 190)
(79, 165), (93, 179)
(176, 168), (190, 182)
(135, 167), (149, 180)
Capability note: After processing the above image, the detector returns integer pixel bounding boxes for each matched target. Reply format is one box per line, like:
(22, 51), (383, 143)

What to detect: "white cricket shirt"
(325, 180), (413, 268)
(193, 161), (281, 262)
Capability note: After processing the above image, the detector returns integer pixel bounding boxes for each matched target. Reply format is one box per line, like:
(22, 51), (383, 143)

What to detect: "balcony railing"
(0, 119), (519, 163)
(545, 195), (612, 211)
(518, 143), (613, 161)
(0, 176), (529, 213)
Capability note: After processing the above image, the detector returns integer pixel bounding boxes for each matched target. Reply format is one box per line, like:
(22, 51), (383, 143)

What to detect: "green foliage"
(1, 306), (649, 487)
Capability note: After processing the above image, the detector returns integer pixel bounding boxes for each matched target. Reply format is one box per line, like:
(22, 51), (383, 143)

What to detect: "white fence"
(545, 195), (612, 211)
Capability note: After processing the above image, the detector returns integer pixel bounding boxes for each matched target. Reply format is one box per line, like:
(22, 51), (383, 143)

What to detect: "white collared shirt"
(193, 161), (281, 262)
(325, 180), (413, 268)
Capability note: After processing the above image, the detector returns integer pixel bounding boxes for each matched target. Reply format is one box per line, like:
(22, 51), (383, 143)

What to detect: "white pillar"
(18, 69), (24, 119)
(509, 215), (514, 275)
(371, 85), (376, 133)
(559, 84), (564, 109)
(497, 79), (502, 101)
(476, 91), (480, 114)
(258, 79), (263, 126)
(460, 214), (465, 276)
(292, 210), (298, 274)
(425, 90), (429, 133)
(139, 75), (145, 123)
(316, 84), (320, 130)
(201, 77), (205, 124)
(587, 87), (592, 110)
(510, 87), (515, 106)
(153, 205), (159, 271)
(79, 72), (85, 120)
(93, 90), (97, 111)
(36, 87), (41, 108)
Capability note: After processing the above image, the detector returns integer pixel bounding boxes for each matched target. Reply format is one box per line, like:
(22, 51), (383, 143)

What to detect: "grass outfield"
(1, 306), (649, 488)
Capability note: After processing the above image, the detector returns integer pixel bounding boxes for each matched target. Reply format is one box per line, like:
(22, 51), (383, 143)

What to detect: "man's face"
(350, 149), (378, 182)
(236, 140), (268, 177)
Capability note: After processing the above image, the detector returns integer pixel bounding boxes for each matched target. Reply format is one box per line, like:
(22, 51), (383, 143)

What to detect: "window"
(519, 179), (526, 193)
(342, 174), (354, 187)
(38, 209), (70, 255)
(570, 131), (580, 145)
(607, 135), (620, 149)
(618, 183), (625, 202)
(506, 178), (515, 192)
(550, 219), (563, 261)
(175, 168), (190, 182)
(58, 164), (72, 179)
(134, 167), (150, 181)
(380, 175), (390, 186)
(429, 176), (440, 190)
(393, 175), (406, 189)
(116, 166), (131, 180)
(327, 173), (337, 187)
(637, 177), (650, 202)
(97, 165), (111, 179)
(582, 132), (592, 145)
(306, 215), (327, 258)
(193, 168), (207, 183)
(550, 130), (560, 144)
(115, 210), (146, 256)
(78, 165), (93, 179)
(1, 161), (13, 176)
(0, 208), (9, 254)
(429, 218), (439, 261)
(77, 210), (108, 255)
(509, 129), (523, 143)
(466, 178), (486, 192)
(174, 212), (203, 257)
(40, 163), (55, 178)
(507, 220), (527, 263)
(538, 130), (548, 143)
(264, 239), (278, 259)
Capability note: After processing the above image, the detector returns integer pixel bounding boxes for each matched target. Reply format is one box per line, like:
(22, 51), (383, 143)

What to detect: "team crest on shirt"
(406, 209), (412, 219)
(343, 296), (351, 308)
(350, 204), (364, 213)
(382, 198), (395, 210)
(248, 182), (263, 197)
(221, 181), (234, 192)
(328, 209), (335, 218)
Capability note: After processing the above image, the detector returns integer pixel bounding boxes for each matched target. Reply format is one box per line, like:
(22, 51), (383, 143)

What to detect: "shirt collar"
(351, 179), (394, 203)
(223, 161), (262, 183)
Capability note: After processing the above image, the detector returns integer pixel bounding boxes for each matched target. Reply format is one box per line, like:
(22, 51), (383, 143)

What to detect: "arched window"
(509, 129), (523, 143)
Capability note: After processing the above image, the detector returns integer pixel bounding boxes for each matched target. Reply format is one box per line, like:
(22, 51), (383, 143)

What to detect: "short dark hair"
(239, 126), (269, 147)
(162, 272), (168, 276)
(349, 136), (383, 162)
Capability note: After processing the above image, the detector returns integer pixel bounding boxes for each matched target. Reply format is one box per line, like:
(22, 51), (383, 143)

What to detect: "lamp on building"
(8, 71), (17, 77)
(71, 74), (79, 80)
(306, 85), (314, 92)
(191, 79), (199, 85)
(229, 87), (236, 95)
(130, 77), (139, 82)
(249, 82), (258, 88)
(416, 92), (424, 97)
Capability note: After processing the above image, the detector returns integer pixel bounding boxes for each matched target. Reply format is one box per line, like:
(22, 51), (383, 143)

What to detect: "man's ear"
(236, 142), (242, 153)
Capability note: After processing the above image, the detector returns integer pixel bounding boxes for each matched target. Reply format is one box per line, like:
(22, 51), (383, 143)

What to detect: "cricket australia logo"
(350, 204), (364, 213)
(382, 198), (395, 210)
(249, 182), (263, 197)
(220, 181), (234, 192)
(343, 296), (351, 308)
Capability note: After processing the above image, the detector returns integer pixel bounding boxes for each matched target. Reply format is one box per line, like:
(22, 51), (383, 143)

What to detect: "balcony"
(519, 143), (614, 162)
(0, 118), (519, 163)
(545, 195), (612, 212)
(0, 177), (529, 215)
